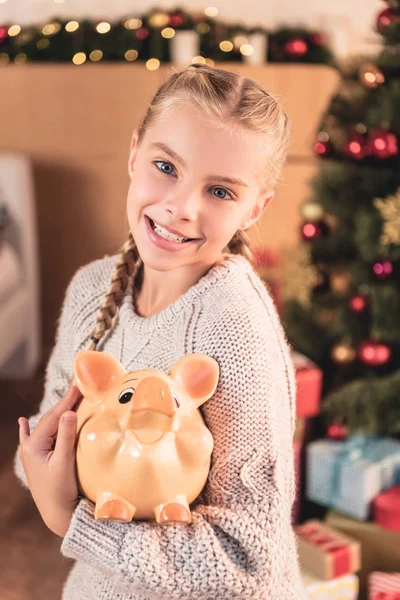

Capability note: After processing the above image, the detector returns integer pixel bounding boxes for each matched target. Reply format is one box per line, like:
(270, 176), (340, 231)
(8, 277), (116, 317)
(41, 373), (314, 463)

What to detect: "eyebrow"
(123, 378), (138, 385)
(150, 142), (249, 188)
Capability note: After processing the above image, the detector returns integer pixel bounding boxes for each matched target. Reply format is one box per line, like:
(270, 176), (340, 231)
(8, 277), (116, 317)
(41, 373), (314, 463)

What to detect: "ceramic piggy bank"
(73, 350), (219, 525)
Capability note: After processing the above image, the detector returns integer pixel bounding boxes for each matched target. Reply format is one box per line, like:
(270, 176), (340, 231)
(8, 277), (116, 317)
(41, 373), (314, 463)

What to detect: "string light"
(240, 44), (254, 56)
(37, 39), (50, 49)
(161, 27), (175, 39)
(192, 55), (206, 64)
(89, 50), (103, 62)
(42, 23), (61, 35)
(124, 19), (142, 30)
(65, 21), (80, 32)
(73, 52), (87, 65)
(8, 25), (21, 37)
(124, 49), (138, 61)
(96, 22), (111, 34)
(219, 40), (233, 52)
(146, 58), (160, 70)
(197, 23), (210, 34)
(204, 7), (218, 17)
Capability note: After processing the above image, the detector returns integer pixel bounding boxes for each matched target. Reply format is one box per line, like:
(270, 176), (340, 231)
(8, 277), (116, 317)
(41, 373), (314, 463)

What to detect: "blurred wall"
(0, 0), (384, 56)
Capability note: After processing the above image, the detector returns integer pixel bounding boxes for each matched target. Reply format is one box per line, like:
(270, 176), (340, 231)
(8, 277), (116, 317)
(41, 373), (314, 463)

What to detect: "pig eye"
(173, 394), (180, 408)
(119, 387), (135, 404)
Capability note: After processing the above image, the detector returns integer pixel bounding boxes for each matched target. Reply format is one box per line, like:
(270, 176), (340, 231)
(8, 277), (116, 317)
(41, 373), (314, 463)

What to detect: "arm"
(60, 300), (302, 600)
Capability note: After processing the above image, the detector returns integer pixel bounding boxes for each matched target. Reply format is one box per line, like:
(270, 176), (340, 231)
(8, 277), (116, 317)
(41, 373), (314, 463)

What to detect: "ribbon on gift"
(296, 526), (351, 578)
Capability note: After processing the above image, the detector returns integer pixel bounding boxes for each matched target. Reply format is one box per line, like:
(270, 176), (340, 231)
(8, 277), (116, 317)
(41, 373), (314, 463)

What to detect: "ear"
(239, 192), (275, 230)
(128, 129), (139, 179)
(74, 351), (127, 397)
(169, 353), (220, 409)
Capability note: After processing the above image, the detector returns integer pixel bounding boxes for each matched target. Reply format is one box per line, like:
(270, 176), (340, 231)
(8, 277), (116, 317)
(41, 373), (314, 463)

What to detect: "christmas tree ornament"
(349, 293), (369, 313)
(376, 7), (400, 33)
(169, 11), (187, 27)
(358, 339), (392, 366)
(372, 260), (393, 279)
(330, 267), (352, 296)
(301, 201), (325, 222)
(135, 27), (150, 40)
(369, 129), (398, 159)
(0, 26), (9, 42)
(343, 132), (371, 160)
(314, 137), (332, 157)
(374, 187), (400, 246)
(327, 422), (349, 440)
(359, 63), (385, 88)
(279, 244), (320, 307)
(331, 341), (357, 365)
(309, 33), (326, 46)
(301, 222), (322, 240)
(285, 38), (308, 57)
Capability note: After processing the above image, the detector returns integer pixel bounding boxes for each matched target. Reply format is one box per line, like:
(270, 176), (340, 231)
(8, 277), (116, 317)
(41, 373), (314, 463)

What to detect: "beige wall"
(0, 62), (339, 349)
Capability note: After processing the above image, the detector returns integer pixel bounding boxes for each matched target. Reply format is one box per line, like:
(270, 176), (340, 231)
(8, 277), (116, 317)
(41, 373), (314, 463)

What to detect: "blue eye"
(154, 160), (176, 176)
(153, 160), (233, 200)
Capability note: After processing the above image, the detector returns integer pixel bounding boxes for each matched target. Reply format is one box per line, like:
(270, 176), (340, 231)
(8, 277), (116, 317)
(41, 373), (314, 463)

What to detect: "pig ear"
(169, 353), (219, 408)
(74, 351), (127, 397)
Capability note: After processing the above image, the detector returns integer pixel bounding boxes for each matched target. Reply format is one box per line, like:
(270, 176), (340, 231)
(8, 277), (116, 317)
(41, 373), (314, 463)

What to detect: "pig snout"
(130, 376), (177, 417)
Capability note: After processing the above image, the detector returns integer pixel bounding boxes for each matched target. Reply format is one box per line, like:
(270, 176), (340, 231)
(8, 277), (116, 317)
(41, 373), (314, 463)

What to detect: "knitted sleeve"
(60, 287), (303, 600)
(13, 264), (91, 489)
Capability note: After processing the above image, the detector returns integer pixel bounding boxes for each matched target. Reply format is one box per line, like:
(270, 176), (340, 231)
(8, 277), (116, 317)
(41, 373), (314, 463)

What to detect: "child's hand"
(18, 385), (83, 538)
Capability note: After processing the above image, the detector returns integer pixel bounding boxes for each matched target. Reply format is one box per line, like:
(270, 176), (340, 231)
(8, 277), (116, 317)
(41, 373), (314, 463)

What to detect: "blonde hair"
(85, 63), (291, 353)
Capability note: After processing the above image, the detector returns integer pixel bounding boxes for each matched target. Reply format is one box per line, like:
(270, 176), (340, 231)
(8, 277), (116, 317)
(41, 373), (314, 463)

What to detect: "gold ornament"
(374, 187), (400, 246)
(279, 244), (320, 307)
(331, 341), (357, 364)
(359, 63), (385, 88)
(329, 267), (352, 296)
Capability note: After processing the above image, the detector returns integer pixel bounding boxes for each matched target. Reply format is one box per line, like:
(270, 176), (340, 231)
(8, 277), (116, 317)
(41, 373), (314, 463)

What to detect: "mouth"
(146, 215), (200, 243)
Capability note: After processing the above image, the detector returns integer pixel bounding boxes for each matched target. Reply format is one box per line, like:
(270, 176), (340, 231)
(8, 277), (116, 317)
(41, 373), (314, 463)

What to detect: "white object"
(170, 30), (200, 65)
(0, 153), (41, 378)
(243, 32), (268, 65)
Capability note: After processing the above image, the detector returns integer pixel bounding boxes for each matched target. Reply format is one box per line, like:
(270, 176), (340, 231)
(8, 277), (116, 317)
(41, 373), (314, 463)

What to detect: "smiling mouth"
(147, 215), (200, 242)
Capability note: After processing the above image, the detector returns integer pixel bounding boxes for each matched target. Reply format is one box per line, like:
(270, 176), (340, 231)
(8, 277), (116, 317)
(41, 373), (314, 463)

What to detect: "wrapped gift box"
(325, 511), (400, 594)
(295, 519), (361, 580)
(292, 352), (322, 417)
(369, 571), (400, 599)
(374, 486), (400, 532)
(301, 568), (359, 599)
(306, 436), (400, 520)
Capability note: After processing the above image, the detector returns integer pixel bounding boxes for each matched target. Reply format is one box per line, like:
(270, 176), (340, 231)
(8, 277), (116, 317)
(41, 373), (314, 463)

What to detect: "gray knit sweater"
(14, 252), (309, 600)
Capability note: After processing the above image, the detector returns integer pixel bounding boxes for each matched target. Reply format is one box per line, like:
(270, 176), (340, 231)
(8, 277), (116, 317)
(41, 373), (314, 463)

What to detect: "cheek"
(128, 167), (167, 208)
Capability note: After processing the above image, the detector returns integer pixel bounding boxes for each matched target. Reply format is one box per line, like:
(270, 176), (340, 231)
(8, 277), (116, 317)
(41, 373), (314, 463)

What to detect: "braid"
(227, 229), (255, 267)
(87, 232), (142, 352)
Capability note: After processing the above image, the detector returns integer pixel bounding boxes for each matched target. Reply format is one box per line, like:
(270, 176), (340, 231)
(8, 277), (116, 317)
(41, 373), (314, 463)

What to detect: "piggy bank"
(73, 350), (219, 525)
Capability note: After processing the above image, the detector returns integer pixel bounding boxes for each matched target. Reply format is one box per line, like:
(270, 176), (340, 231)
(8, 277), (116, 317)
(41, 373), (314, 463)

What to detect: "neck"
(134, 255), (226, 317)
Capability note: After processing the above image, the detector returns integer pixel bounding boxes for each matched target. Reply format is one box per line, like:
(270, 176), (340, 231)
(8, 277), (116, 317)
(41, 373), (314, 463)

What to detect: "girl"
(15, 63), (308, 599)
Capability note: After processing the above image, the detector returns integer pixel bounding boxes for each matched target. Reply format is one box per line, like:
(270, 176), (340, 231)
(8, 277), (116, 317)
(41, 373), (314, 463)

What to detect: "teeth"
(151, 219), (189, 243)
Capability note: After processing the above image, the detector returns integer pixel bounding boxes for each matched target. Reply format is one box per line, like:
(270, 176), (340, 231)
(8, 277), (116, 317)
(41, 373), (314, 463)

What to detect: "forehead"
(143, 104), (264, 187)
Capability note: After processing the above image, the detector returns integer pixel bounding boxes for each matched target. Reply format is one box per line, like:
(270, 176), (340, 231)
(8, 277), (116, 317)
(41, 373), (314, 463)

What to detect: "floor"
(0, 360), (74, 600)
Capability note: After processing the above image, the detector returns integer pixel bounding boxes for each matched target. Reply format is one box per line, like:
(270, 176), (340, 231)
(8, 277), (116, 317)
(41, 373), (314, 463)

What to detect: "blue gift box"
(306, 436), (400, 520)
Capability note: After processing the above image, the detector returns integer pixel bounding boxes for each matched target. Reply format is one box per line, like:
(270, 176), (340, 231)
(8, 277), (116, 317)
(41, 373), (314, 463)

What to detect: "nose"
(163, 184), (200, 223)
(129, 376), (177, 417)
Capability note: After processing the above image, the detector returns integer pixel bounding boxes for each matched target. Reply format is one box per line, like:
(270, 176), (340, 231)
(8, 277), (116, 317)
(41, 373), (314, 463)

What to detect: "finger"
(53, 411), (77, 461)
(18, 417), (30, 444)
(28, 386), (82, 453)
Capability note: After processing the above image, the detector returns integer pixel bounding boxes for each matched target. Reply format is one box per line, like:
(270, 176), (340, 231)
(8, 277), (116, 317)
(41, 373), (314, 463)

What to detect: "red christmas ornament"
(301, 222), (321, 240)
(314, 140), (332, 156)
(343, 132), (371, 160)
(369, 129), (398, 159)
(327, 423), (349, 441)
(373, 260), (393, 280)
(0, 26), (9, 41)
(377, 7), (400, 33)
(358, 339), (392, 366)
(349, 294), (368, 312)
(135, 27), (150, 40)
(285, 38), (308, 56)
(169, 13), (185, 27)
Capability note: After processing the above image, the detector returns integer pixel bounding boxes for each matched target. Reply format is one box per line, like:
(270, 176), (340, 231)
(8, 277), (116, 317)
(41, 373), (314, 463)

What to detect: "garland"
(0, 7), (335, 66)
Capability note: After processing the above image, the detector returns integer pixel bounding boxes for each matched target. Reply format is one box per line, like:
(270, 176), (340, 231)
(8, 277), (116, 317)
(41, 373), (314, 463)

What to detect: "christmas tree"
(283, 0), (400, 436)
